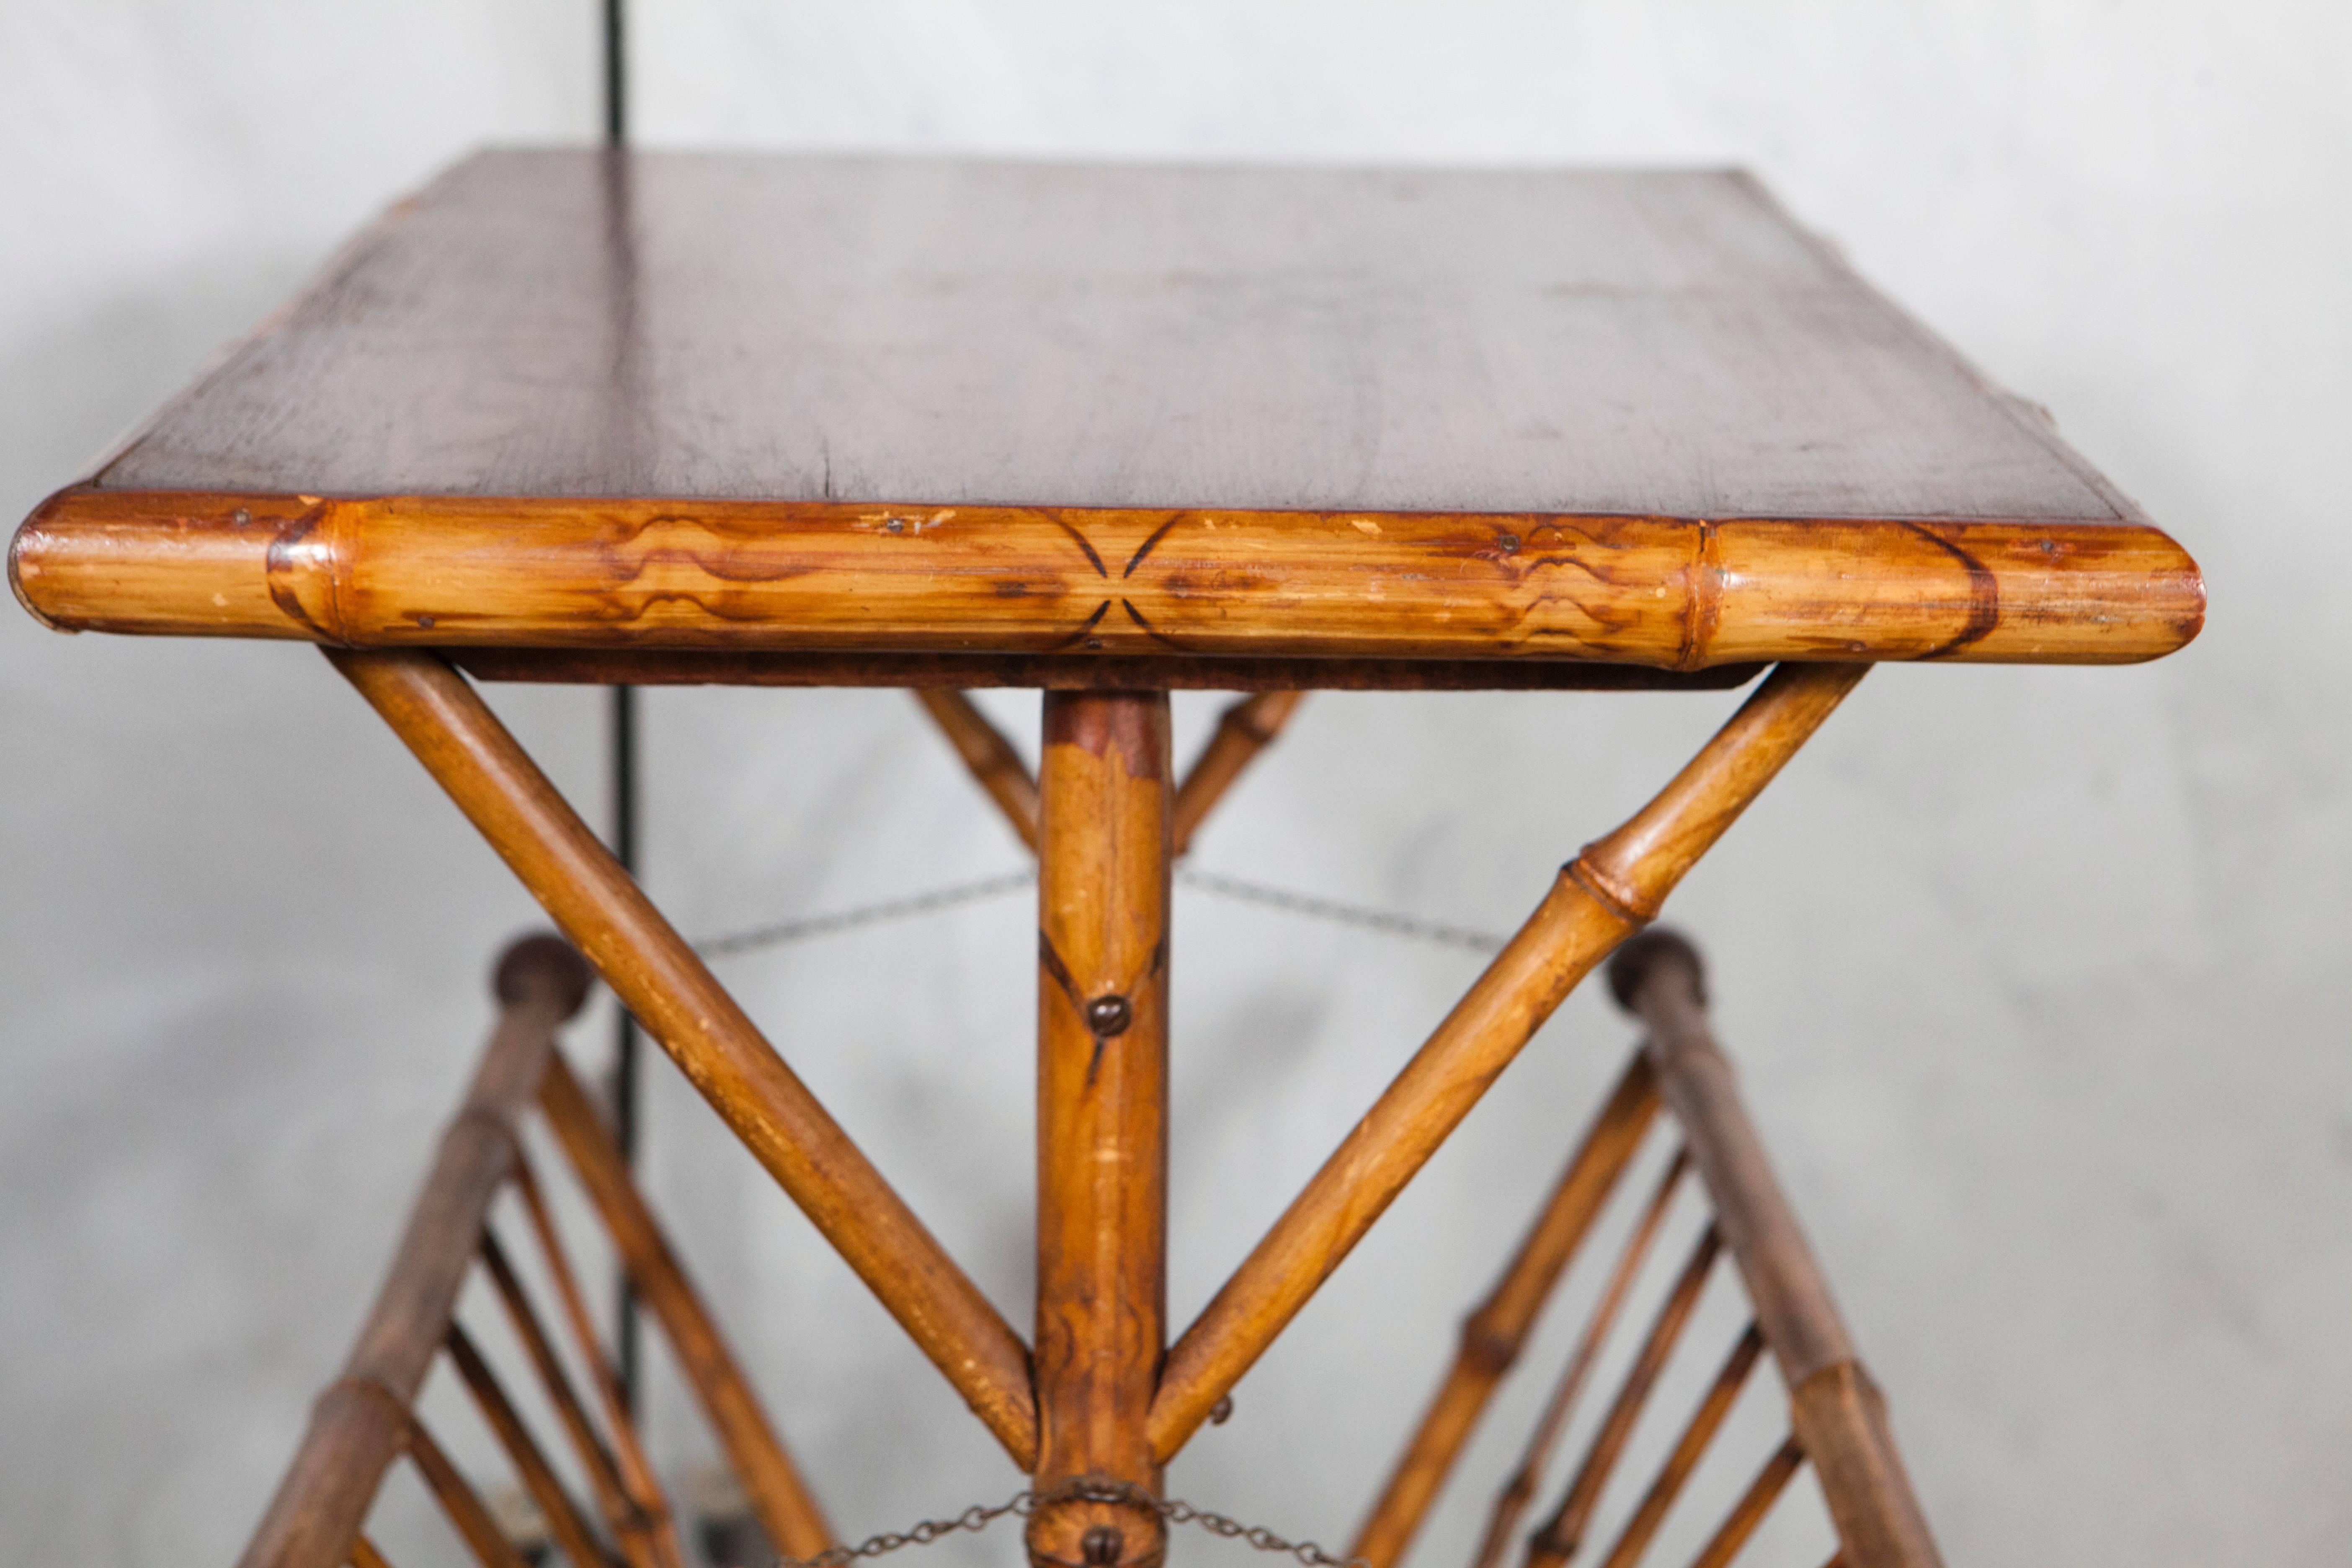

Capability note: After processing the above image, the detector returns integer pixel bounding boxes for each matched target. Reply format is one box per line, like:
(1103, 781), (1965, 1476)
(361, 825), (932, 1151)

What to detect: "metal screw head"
(1085, 994), (1132, 1037)
(1495, 531), (1520, 552)
(1209, 1394), (1235, 1425)
(230, 508), (251, 527)
(1081, 1526), (1125, 1567)
(884, 516), (905, 533)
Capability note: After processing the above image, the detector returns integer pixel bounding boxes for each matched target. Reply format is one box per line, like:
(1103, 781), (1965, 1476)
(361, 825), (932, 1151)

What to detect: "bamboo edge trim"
(12, 488), (2204, 667)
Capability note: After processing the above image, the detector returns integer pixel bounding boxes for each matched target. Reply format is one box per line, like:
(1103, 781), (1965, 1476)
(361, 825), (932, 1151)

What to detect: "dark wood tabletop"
(10, 149), (2200, 673)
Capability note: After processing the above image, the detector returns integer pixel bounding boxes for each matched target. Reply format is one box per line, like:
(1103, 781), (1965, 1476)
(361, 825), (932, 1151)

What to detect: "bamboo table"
(10, 150), (2201, 1568)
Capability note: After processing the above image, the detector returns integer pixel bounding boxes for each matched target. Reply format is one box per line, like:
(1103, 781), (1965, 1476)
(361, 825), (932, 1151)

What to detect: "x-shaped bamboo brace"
(330, 650), (1862, 1475)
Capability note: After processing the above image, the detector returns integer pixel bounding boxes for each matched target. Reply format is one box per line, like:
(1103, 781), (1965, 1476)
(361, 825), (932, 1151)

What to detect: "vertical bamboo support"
(1351, 1056), (1661, 1568)
(1606, 933), (1942, 1568)
(1171, 690), (1304, 856)
(1150, 663), (1866, 1462)
(915, 689), (1041, 851)
(329, 648), (1037, 1466)
(1028, 691), (1173, 1568)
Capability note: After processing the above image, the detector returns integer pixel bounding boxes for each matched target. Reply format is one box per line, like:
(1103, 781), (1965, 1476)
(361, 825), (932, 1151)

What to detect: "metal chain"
(694, 872), (1035, 957)
(1176, 869), (1506, 955)
(772, 1479), (1367, 1568)
(694, 867), (1504, 961)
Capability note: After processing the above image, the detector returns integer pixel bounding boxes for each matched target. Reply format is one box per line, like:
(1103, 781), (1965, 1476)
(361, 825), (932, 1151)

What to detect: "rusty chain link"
(772, 1477), (1367, 1568)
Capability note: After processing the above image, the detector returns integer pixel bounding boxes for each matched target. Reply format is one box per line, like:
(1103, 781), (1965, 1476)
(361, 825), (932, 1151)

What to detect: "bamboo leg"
(405, 1417), (536, 1568)
(1464, 1148), (1694, 1568)
(1594, 1324), (1767, 1568)
(539, 1051), (833, 1558)
(509, 1156), (687, 1568)
(329, 649), (1036, 1466)
(1170, 690), (1304, 856)
(1027, 691), (1173, 1568)
(1352, 1055), (1663, 1568)
(1524, 1225), (1723, 1568)
(479, 1229), (663, 1568)
(1684, 1439), (1805, 1568)
(1608, 934), (1942, 1568)
(1150, 663), (1866, 1460)
(915, 689), (1041, 851)
(446, 1322), (613, 1568)
(349, 1537), (396, 1568)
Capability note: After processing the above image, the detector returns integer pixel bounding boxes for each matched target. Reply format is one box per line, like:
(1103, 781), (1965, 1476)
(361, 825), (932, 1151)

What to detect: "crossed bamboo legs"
(329, 650), (1863, 1568)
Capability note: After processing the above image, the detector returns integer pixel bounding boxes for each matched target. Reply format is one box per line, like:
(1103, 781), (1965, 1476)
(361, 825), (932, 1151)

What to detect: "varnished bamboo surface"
(331, 647), (1039, 1466)
(1030, 692), (1173, 1568)
(1609, 932), (1942, 1568)
(1350, 1056), (1661, 1568)
(539, 1052), (833, 1559)
(1523, 1226), (1723, 1568)
(443, 1321), (610, 1568)
(1171, 691), (1303, 856)
(1148, 663), (1864, 1461)
(14, 490), (2199, 668)
(505, 1157), (689, 1568)
(1462, 1148), (1692, 1568)
(236, 954), (576, 1568)
(916, 689), (1040, 850)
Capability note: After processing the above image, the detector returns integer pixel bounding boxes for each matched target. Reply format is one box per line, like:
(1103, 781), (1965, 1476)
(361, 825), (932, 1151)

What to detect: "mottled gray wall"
(3, 3), (2346, 1565)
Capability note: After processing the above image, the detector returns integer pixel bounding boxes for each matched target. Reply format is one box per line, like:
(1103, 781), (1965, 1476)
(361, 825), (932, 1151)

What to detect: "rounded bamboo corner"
(9, 491), (76, 632)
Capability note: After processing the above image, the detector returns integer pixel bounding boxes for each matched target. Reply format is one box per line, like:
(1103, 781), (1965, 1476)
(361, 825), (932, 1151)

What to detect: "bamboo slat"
(914, 689), (1040, 851)
(1149, 663), (1865, 1461)
(331, 647), (1037, 1467)
(1029, 691), (1173, 1568)
(405, 1416), (536, 1568)
(539, 1051), (833, 1558)
(1463, 1148), (1693, 1568)
(446, 1322), (614, 1568)
(477, 1230), (655, 1568)
(1607, 933), (1942, 1568)
(235, 937), (587, 1568)
(1170, 691), (1305, 855)
(1684, 1439), (1805, 1568)
(508, 1156), (685, 1568)
(1352, 1057), (1663, 1568)
(1593, 1324), (1767, 1568)
(1524, 1226), (1723, 1568)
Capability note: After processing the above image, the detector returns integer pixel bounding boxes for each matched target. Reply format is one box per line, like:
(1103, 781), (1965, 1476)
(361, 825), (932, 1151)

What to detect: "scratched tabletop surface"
(85, 149), (2140, 524)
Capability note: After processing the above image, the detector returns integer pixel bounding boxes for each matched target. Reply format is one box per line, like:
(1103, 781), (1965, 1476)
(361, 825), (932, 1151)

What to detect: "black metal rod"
(602, 0), (626, 146)
(609, 681), (642, 1414)
(600, 0), (640, 1417)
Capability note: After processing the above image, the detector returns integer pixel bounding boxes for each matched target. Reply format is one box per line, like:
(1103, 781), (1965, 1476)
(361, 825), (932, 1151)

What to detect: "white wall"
(4, 3), (2347, 1565)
